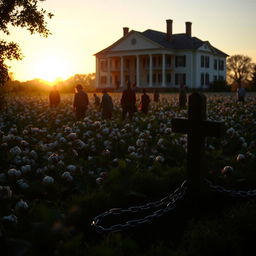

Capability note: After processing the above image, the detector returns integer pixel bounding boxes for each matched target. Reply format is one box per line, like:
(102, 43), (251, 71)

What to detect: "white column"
(120, 56), (124, 87)
(107, 58), (111, 87)
(162, 54), (166, 87)
(149, 55), (153, 87)
(136, 55), (140, 87)
(95, 57), (100, 88)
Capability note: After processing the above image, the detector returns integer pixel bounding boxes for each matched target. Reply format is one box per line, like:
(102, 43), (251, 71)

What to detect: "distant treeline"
(4, 73), (96, 93)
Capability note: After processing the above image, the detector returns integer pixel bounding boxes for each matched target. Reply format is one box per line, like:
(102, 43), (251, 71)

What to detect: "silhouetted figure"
(153, 89), (160, 102)
(179, 84), (187, 108)
(237, 85), (246, 103)
(49, 86), (60, 108)
(93, 93), (101, 108)
(100, 89), (113, 120)
(73, 84), (89, 120)
(121, 82), (136, 121)
(140, 89), (150, 114)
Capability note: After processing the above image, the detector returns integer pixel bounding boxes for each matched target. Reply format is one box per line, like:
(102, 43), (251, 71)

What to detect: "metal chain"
(92, 180), (187, 233)
(204, 179), (256, 198)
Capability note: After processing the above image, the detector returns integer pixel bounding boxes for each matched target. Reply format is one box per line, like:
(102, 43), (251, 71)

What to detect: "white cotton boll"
(42, 176), (54, 184)
(29, 150), (38, 159)
(66, 165), (76, 173)
(17, 179), (29, 190)
(57, 160), (65, 167)
(8, 168), (21, 177)
(236, 154), (245, 161)
(242, 142), (248, 148)
(157, 138), (164, 146)
(21, 165), (31, 174)
(61, 171), (73, 181)
(104, 140), (111, 147)
(164, 128), (172, 134)
(31, 127), (40, 133)
(9, 146), (22, 156)
(15, 199), (29, 211)
(73, 139), (86, 150)
(88, 156), (93, 161)
(96, 177), (103, 185)
(130, 152), (138, 158)
(48, 153), (59, 163)
(20, 140), (29, 147)
(59, 137), (67, 143)
(226, 127), (235, 135)
(102, 149), (110, 156)
(102, 128), (109, 134)
(221, 166), (234, 177)
(155, 155), (165, 163)
(2, 214), (18, 224)
(128, 146), (136, 153)
(36, 168), (45, 175)
(67, 133), (77, 140)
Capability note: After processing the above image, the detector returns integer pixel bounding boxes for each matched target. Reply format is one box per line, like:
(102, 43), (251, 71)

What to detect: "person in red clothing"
(139, 89), (150, 114)
(49, 85), (60, 108)
(120, 81), (136, 121)
(73, 84), (89, 120)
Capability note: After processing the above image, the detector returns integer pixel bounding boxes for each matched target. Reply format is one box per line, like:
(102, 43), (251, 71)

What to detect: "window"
(201, 73), (204, 86)
(214, 59), (218, 70)
(100, 60), (107, 72)
(100, 76), (107, 84)
(219, 60), (224, 71)
(125, 60), (130, 69)
(205, 56), (210, 68)
(175, 56), (186, 67)
(214, 75), (218, 81)
(158, 73), (162, 84)
(153, 74), (157, 83)
(201, 55), (210, 68)
(166, 73), (171, 83)
(205, 73), (210, 85)
(166, 55), (172, 67)
(219, 75), (224, 80)
(175, 73), (186, 85)
(201, 56), (205, 68)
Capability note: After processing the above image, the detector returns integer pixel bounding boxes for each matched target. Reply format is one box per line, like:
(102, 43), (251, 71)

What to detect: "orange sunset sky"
(4, 0), (256, 82)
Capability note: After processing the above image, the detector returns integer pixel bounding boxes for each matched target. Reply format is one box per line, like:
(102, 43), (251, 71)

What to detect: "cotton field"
(0, 92), (256, 253)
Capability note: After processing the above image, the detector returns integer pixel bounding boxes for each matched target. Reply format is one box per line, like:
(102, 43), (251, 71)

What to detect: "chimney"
(123, 27), (129, 37)
(166, 19), (173, 39)
(185, 21), (192, 36)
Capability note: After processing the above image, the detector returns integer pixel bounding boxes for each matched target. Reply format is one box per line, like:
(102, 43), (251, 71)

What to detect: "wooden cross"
(172, 92), (225, 197)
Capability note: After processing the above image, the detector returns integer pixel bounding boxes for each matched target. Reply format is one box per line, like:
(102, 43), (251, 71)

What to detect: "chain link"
(92, 180), (187, 233)
(204, 179), (256, 198)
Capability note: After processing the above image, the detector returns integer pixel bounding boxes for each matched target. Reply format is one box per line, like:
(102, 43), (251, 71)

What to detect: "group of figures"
(48, 83), (189, 121)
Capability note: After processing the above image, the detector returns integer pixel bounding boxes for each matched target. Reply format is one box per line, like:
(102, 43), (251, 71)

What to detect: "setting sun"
(32, 56), (71, 82)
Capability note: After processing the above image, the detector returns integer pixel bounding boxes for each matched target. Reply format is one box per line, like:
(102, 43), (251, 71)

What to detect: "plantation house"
(94, 19), (228, 90)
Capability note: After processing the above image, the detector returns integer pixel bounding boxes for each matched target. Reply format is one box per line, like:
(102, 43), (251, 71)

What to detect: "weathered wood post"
(172, 92), (225, 197)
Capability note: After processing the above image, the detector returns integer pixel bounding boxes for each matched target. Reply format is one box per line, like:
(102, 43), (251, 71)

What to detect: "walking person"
(73, 84), (89, 120)
(49, 85), (60, 108)
(121, 82), (136, 121)
(139, 89), (150, 114)
(100, 89), (113, 120)
(237, 85), (246, 103)
(93, 93), (101, 109)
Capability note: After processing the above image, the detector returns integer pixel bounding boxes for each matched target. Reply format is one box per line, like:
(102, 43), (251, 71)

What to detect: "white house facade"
(95, 20), (228, 90)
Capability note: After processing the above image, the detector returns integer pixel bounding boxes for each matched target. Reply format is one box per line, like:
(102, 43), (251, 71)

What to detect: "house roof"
(141, 29), (228, 56)
(95, 29), (228, 57)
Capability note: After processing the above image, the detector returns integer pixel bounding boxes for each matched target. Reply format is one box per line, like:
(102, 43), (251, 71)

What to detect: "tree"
(227, 55), (254, 88)
(250, 64), (256, 91)
(0, 0), (53, 85)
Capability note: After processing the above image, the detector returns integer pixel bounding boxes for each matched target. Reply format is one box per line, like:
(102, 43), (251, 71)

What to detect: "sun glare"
(33, 56), (71, 83)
